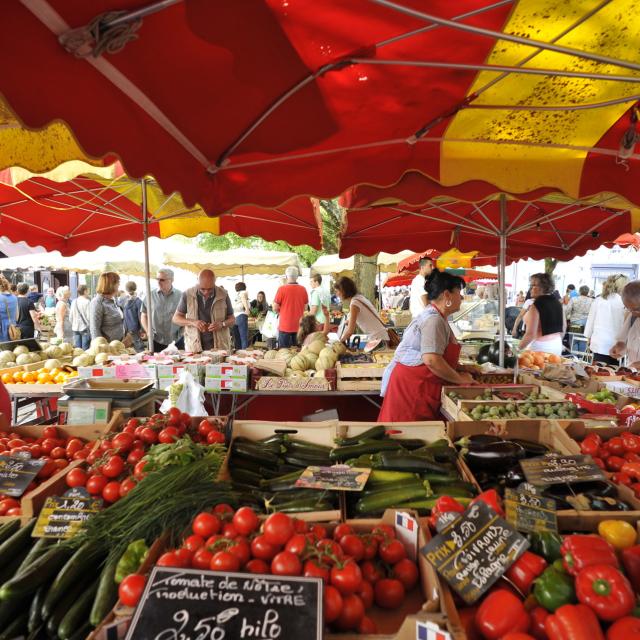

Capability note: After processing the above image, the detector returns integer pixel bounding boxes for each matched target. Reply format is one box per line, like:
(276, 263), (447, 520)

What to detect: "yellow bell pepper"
(598, 520), (637, 550)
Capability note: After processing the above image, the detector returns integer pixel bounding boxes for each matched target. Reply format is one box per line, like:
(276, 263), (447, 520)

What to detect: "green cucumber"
(68, 621), (92, 640)
(0, 610), (28, 640)
(47, 578), (90, 638)
(229, 467), (263, 487)
(330, 439), (406, 461)
(0, 546), (29, 586)
(368, 469), (420, 485)
(0, 519), (35, 571)
(0, 520), (20, 546)
(58, 579), (99, 640)
(16, 536), (55, 576)
(0, 544), (72, 602)
(90, 557), (118, 627)
(355, 484), (429, 514)
(335, 424), (387, 445)
(285, 440), (332, 453)
(42, 542), (102, 618)
(28, 584), (48, 634)
(397, 497), (473, 510)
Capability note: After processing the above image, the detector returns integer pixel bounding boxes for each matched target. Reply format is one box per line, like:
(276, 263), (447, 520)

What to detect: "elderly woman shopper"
(90, 272), (125, 342)
(610, 280), (640, 369)
(54, 286), (73, 343)
(565, 285), (593, 333)
(518, 273), (565, 356)
(334, 277), (390, 345)
(584, 274), (627, 366)
(379, 269), (475, 422)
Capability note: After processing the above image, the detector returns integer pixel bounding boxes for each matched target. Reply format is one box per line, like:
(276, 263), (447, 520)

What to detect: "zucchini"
(260, 470), (303, 489)
(0, 544), (72, 603)
(58, 579), (99, 640)
(232, 441), (282, 464)
(275, 500), (335, 513)
(377, 451), (451, 473)
(68, 621), (92, 640)
(0, 519), (35, 571)
(335, 424), (387, 445)
(16, 536), (55, 576)
(355, 484), (429, 514)
(397, 497), (473, 510)
(0, 546), (29, 586)
(285, 440), (332, 454)
(229, 467), (263, 487)
(283, 454), (331, 467)
(368, 469), (419, 485)
(0, 520), (20, 546)
(0, 610), (28, 640)
(28, 584), (48, 634)
(42, 542), (103, 618)
(47, 578), (91, 638)
(90, 557), (118, 627)
(330, 439), (406, 461)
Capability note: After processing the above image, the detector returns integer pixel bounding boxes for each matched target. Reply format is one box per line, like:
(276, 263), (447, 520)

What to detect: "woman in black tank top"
(519, 273), (565, 355)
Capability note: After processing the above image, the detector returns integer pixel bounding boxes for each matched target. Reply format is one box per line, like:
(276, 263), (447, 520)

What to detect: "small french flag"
(417, 621), (451, 640)
(396, 511), (415, 531)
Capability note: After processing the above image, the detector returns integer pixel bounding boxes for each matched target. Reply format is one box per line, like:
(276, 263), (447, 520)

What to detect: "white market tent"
(311, 251), (415, 278)
(163, 248), (303, 277)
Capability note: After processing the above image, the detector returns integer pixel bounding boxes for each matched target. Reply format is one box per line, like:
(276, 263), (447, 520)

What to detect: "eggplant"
(501, 465), (526, 487)
(456, 434), (503, 449)
(508, 439), (550, 458)
(476, 344), (492, 364)
(464, 441), (526, 471)
(586, 494), (630, 511)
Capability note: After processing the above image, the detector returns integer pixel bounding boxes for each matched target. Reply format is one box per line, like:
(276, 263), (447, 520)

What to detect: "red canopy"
(385, 267), (497, 287)
(4, 2), (640, 214)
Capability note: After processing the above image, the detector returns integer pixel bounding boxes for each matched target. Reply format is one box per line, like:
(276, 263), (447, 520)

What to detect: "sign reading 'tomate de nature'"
(125, 567), (323, 640)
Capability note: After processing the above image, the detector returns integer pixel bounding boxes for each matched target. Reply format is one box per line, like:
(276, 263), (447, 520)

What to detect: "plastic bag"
(161, 341), (180, 355)
(261, 310), (279, 339)
(159, 370), (207, 416)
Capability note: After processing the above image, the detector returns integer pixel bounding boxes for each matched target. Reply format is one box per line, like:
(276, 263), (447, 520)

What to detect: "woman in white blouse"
(334, 277), (389, 344)
(584, 274), (627, 365)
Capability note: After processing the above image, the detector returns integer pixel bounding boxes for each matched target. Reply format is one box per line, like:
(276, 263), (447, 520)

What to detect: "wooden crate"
(336, 361), (386, 379)
(336, 378), (381, 391)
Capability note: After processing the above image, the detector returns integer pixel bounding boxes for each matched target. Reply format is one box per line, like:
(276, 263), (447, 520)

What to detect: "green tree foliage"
(544, 258), (559, 275)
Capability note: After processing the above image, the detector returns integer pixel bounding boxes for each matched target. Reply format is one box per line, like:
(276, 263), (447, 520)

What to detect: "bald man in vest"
(172, 269), (235, 352)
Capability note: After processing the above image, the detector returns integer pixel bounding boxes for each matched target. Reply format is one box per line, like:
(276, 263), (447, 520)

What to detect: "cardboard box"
(205, 363), (248, 392)
(156, 363), (200, 379)
(77, 366), (116, 379)
(204, 377), (248, 393)
(205, 363), (248, 379)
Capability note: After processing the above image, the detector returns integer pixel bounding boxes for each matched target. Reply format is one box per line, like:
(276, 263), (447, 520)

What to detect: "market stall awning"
(162, 248), (303, 277)
(4, 2), (640, 213)
(384, 267), (499, 287)
(0, 163), (322, 255)
(311, 251), (414, 278)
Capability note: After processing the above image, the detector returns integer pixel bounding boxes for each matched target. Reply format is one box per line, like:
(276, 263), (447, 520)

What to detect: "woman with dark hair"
(334, 276), (389, 344)
(250, 291), (269, 316)
(297, 313), (328, 347)
(519, 272), (565, 355)
(232, 282), (251, 349)
(379, 269), (475, 422)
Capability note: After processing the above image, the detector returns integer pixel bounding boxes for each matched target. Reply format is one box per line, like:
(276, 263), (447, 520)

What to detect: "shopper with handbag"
(0, 277), (19, 343)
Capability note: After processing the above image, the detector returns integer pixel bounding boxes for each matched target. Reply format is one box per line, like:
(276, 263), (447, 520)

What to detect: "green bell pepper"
(533, 566), (576, 612)
(528, 531), (563, 563)
(115, 539), (148, 584)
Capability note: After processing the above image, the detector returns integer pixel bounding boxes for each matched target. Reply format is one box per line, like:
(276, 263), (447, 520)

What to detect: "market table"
(56, 388), (165, 421)
(6, 385), (63, 424)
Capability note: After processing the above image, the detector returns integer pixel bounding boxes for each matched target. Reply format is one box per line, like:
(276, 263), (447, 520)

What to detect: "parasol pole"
(141, 178), (154, 352)
(498, 193), (507, 367)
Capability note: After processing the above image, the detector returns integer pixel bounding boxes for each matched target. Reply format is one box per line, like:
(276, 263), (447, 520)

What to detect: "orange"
(12, 371), (23, 383)
(37, 372), (53, 384)
(1, 373), (12, 384)
(54, 374), (66, 384)
(547, 354), (562, 364)
(23, 372), (36, 384)
(50, 368), (61, 377)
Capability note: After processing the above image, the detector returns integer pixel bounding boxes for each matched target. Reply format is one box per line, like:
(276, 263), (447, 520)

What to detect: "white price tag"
(394, 511), (419, 561)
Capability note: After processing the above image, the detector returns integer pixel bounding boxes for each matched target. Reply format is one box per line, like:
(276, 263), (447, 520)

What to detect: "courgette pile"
(0, 519), (115, 640)
(229, 434), (339, 513)
(334, 426), (478, 516)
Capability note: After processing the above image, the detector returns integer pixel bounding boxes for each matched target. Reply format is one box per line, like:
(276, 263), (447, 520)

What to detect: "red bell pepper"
(606, 616), (640, 640)
(575, 564), (635, 621)
(607, 437), (625, 456)
(606, 456), (626, 472)
(475, 590), (530, 640)
(621, 544), (640, 593)
(504, 551), (547, 595)
(621, 432), (640, 453)
(592, 457), (606, 470)
(529, 607), (548, 640)
(428, 495), (465, 530)
(544, 604), (605, 640)
(611, 471), (633, 486)
(580, 434), (601, 457)
(561, 535), (618, 576)
(624, 452), (640, 463)
(470, 489), (504, 517)
(630, 482), (640, 499)
(621, 461), (640, 481)
(500, 635), (535, 640)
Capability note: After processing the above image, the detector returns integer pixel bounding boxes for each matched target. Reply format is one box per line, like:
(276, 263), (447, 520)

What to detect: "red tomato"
(28, 444), (42, 459)
(333, 524), (354, 540)
(157, 551), (181, 567)
(73, 450), (88, 461)
(303, 559), (330, 584)
(191, 547), (214, 570)
(158, 427), (180, 444)
(112, 433), (135, 453)
(358, 616), (378, 634)
(102, 481), (122, 503)
(339, 534), (365, 561)
(65, 468), (88, 488)
(372, 524), (395, 543)
(233, 507), (259, 536)
(50, 446), (66, 460)
(122, 425), (136, 436)
(37, 459), (57, 479)
(379, 539), (406, 564)
(167, 407), (182, 421)
(6, 438), (25, 449)
(6, 507), (21, 516)
(271, 551), (302, 576)
(0, 498), (20, 516)
(119, 477), (137, 498)
(192, 512), (221, 538)
(52, 459), (69, 471)
(334, 594), (365, 631)
(206, 430), (225, 444)
(374, 578), (405, 609)
(392, 558), (419, 590)
(180, 413), (191, 426)
(285, 534), (309, 556)
(43, 426), (58, 440)
(222, 523), (238, 539)
(86, 474), (108, 495)
(323, 585), (344, 624)
(210, 551), (240, 572)
(118, 574), (146, 607)
(330, 561), (363, 595)
(357, 580), (374, 609)
(102, 455), (125, 478)
(133, 460), (147, 480)
(213, 503), (234, 517)
(245, 559), (270, 574)
(174, 548), (193, 567)
(317, 539), (343, 563)
(263, 512), (295, 547)
(607, 436), (625, 456)
(65, 438), (84, 458)
(183, 535), (204, 552)
(361, 535), (378, 560)
(198, 420), (213, 436)
(292, 518), (308, 534)
(127, 448), (145, 466)
(227, 538), (251, 567)
(125, 418), (140, 430)
(250, 535), (279, 561)
(140, 428), (158, 445)
(310, 524), (327, 540)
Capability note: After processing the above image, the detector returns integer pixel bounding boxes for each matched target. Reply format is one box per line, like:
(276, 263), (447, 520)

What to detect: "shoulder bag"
(2, 296), (20, 341)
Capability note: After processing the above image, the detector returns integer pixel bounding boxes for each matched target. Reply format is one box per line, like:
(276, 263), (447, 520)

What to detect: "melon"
(314, 370), (326, 378)
(13, 345), (28, 356)
(59, 342), (73, 355)
(277, 348), (293, 360)
(91, 337), (108, 349)
(332, 342), (348, 356)
(307, 340), (325, 355)
(15, 354), (30, 366)
(263, 350), (278, 360)
(290, 354), (308, 371)
(95, 353), (110, 364)
(45, 345), (63, 359)
(316, 355), (335, 371)
(29, 353), (41, 364)
(0, 351), (15, 364)
(72, 355), (91, 367)
(96, 345), (110, 354)
(110, 340), (126, 353)
(72, 348), (84, 357)
(45, 359), (62, 370)
(304, 352), (318, 367)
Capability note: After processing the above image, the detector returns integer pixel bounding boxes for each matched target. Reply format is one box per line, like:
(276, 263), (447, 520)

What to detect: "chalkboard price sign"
(33, 488), (102, 539)
(422, 502), (529, 604)
(0, 455), (45, 497)
(125, 567), (323, 640)
(520, 454), (605, 487)
(505, 488), (557, 534)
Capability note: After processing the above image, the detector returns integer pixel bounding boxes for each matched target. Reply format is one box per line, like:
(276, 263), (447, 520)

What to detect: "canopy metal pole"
(498, 194), (507, 367)
(141, 179), (154, 352)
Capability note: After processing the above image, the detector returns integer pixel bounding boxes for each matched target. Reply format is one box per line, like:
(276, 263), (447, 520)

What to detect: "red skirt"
(378, 363), (443, 422)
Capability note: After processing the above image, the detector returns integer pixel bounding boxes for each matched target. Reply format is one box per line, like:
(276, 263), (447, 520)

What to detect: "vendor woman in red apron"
(379, 269), (475, 421)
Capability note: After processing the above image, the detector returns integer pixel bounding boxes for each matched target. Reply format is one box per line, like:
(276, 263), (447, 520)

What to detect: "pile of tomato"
(129, 506), (420, 634)
(0, 425), (95, 516)
(64, 409), (225, 505)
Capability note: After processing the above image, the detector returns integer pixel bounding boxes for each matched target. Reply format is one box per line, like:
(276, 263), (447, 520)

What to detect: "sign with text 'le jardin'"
(125, 567), (323, 640)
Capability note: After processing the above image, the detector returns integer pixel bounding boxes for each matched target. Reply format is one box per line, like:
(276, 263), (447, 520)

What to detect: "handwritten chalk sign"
(0, 455), (45, 497)
(33, 488), (102, 539)
(505, 488), (557, 534)
(125, 567), (323, 640)
(295, 466), (371, 491)
(421, 502), (529, 604)
(520, 454), (605, 487)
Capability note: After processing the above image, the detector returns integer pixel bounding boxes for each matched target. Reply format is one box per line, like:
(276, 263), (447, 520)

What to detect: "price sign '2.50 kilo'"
(125, 567), (323, 640)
